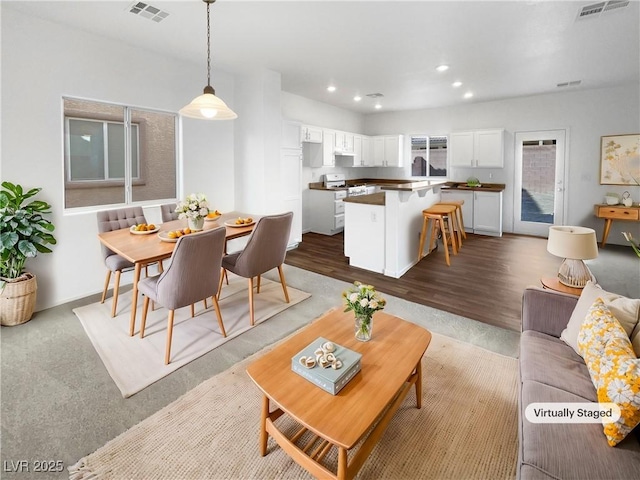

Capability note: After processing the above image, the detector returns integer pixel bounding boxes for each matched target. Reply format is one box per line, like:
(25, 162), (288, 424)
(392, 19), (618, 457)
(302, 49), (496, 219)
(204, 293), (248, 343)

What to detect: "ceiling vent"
(557, 80), (582, 88)
(365, 93), (384, 99)
(576, 1), (629, 20)
(127, 2), (170, 23)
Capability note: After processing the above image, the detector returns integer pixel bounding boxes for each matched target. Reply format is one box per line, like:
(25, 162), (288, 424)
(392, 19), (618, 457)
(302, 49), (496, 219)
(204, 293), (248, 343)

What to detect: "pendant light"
(179, 0), (237, 120)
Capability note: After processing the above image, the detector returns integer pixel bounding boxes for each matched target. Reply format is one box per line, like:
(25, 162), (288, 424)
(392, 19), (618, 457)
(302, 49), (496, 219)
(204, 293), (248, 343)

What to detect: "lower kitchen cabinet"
(473, 191), (503, 236)
(440, 189), (502, 236)
(308, 189), (346, 235)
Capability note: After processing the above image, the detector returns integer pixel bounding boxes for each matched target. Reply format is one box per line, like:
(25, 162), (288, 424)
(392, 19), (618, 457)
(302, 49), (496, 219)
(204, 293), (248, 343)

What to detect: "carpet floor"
(73, 274), (310, 397)
(69, 331), (518, 480)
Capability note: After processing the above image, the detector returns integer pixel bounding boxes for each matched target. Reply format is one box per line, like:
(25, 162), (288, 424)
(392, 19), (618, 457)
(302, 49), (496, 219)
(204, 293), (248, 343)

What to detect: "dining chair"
(219, 212), (293, 327)
(160, 203), (179, 222)
(97, 207), (148, 317)
(137, 227), (227, 365)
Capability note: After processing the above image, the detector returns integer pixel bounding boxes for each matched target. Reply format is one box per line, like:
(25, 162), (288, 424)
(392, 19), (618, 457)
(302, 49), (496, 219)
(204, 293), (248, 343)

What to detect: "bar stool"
(418, 204), (459, 266)
(438, 199), (466, 248)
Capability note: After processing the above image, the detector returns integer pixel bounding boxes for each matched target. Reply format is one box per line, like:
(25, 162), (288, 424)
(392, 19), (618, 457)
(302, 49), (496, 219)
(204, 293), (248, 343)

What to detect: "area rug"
(73, 274), (311, 398)
(69, 333), (518, 479)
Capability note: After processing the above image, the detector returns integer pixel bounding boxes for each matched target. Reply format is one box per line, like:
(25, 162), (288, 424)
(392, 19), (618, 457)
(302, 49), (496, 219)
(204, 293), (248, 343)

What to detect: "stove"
(323, 173), (347, 189)
(347, 185), (367, 196)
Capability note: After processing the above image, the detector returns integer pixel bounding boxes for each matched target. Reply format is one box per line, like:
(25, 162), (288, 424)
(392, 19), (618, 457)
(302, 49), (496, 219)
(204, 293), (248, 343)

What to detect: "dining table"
(97, 211), (258, 337)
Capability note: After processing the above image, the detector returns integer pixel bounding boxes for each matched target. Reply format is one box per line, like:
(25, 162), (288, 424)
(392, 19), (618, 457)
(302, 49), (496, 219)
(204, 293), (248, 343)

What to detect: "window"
(63, 97), (177, 209)
(410, 135), (447, 177)
(66, 118), (140, 182)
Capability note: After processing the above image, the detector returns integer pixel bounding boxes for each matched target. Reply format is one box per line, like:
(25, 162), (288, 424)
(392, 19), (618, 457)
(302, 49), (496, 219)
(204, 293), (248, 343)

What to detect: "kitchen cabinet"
(281, 120), (303, 247)
(440, 189), (502, 236)
(335, 131), (354, 154)
(306, 130), (335, 167)
(301, 125), (323, 143)
(372, 135), (404, 167)
(473, 191), (503, 236)
(450, 129), (504, 168)
(440, 189), (474, 232)
(308, 189), (346, 235)
(348, 135), (374, 167)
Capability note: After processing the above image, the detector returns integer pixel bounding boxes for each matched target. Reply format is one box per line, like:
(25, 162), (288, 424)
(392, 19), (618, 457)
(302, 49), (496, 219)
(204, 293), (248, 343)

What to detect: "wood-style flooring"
(285, 231), (561, 332)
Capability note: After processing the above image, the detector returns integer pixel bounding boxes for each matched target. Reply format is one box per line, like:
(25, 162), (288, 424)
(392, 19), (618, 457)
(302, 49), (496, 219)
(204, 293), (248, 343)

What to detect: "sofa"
(518, 286), (640, 480)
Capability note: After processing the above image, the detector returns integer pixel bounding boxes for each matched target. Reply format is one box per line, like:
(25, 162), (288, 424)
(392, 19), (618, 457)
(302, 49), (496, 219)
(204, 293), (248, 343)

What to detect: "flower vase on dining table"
(188, 216), (205, 231)
(355, 313), (373, 342)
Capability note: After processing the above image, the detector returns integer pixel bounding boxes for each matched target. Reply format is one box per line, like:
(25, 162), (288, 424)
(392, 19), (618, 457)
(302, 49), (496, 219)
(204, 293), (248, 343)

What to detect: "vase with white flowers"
(175, 193), (209, 231)
(342, 281), (386, 341)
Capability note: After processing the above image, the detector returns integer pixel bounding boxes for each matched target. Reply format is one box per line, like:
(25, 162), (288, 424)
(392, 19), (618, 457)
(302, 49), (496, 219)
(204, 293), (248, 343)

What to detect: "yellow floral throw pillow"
(577, 298), (640, 446)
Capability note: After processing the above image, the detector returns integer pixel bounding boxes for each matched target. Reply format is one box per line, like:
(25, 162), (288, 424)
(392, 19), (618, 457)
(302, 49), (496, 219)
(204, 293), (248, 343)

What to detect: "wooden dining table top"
(98, 210), (258, 265)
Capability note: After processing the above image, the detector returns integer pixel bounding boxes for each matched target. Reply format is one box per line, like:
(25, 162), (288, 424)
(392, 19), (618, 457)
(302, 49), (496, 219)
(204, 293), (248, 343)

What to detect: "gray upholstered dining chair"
(137, 226), (227, 365)
(219, 212), (293, 327)
(160, 203), (179, 223)
(97, 207), (147, 317)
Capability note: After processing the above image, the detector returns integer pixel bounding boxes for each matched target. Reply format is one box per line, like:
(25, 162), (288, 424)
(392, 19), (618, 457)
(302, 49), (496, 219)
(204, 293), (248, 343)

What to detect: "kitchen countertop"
(308, 178), (446, 192)
(441, 181), (506, 192)
(342, 192), (386, 206)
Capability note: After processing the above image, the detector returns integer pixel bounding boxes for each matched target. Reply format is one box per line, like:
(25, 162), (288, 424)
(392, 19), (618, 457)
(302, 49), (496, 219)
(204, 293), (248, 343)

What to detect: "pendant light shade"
(179, 0), (237, 120)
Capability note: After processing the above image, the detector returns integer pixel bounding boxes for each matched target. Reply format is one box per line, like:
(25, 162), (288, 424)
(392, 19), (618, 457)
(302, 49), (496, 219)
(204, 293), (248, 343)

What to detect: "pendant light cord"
(206, 0), (211, 88)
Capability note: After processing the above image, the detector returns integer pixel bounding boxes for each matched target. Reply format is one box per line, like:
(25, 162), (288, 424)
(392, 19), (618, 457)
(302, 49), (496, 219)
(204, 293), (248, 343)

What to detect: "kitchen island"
(343, 180), (446, 277)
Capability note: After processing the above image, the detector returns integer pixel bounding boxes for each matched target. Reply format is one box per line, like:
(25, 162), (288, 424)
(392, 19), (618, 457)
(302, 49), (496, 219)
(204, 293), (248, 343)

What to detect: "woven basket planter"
(0, 273), (37, 326)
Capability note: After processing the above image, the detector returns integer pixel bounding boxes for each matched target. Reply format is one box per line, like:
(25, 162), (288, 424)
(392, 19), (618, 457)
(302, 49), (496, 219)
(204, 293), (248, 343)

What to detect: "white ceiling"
(6, 0), (640, 114)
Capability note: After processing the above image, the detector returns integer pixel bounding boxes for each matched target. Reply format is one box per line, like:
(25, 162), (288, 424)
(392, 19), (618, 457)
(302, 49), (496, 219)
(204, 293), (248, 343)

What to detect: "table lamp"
(547, 226), (598, 288)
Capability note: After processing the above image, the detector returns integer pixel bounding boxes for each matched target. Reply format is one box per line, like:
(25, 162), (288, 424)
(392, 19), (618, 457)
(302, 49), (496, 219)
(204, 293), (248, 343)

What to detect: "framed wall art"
(600, 133), (640, 185)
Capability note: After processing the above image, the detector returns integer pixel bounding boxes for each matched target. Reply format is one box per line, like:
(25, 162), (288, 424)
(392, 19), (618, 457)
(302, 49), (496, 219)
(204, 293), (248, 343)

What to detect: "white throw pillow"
(560, 281), (640, 356)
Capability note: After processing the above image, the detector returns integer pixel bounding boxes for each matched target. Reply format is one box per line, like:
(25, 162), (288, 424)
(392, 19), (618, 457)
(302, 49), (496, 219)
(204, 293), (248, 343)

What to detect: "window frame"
(409, 134), (449, 178)
(62, 96), (180, 213)
(64, 117), (141, 186)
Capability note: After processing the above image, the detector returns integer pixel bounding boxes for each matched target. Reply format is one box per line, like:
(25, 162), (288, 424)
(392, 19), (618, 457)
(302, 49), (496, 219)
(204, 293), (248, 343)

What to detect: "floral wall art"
(600, 133), (640, 185)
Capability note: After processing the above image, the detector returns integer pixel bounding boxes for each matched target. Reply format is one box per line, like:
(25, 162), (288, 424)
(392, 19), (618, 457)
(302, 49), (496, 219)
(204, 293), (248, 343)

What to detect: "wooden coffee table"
(246, 307), (432, 480)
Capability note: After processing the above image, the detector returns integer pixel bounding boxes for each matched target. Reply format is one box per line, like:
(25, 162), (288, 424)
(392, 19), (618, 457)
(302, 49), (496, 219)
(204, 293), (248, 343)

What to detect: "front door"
(514, 130), (566, 236)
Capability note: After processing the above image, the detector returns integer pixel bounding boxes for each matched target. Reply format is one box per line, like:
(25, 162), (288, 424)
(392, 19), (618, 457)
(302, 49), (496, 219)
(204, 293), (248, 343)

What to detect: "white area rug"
(74, 275), (310, 397)
(69, 332), (518, 479)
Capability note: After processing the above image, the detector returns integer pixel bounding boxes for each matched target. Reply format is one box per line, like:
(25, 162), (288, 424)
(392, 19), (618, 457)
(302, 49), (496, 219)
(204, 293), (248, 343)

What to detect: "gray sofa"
(518, 287), (640, 480)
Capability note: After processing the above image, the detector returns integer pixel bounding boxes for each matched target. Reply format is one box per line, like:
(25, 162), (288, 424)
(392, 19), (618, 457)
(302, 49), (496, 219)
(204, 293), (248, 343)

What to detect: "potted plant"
(0, 181), (57, 326)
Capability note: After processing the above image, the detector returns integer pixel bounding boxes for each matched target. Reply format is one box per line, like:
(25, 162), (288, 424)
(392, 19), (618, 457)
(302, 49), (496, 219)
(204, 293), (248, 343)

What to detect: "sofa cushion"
(520, 330), (596, 401)
(519, 380), (640, 480)
(578, 299), (640, 447)
(560, 281), (640, 356)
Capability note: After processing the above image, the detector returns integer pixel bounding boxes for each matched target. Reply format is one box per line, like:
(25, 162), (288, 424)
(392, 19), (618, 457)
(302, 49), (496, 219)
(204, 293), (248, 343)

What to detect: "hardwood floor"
(285, 232), (561, 332)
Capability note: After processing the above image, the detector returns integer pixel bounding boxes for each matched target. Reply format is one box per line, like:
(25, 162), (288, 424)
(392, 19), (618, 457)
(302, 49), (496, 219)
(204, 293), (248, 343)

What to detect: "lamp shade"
(179, 90), (237, 120)
(547, 226), (598, 260)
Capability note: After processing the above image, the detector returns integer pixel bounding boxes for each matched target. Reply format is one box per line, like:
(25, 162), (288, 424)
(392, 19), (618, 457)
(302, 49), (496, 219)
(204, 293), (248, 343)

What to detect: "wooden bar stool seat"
(417, 204), (459, 266)
(437, 199), (466, 247)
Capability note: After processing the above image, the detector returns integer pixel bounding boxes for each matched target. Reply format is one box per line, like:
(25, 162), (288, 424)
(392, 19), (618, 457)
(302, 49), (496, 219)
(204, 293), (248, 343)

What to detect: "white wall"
(364, 84), (640, 244)
(234, 69), (283, 215)
(1, 7), (236, 309)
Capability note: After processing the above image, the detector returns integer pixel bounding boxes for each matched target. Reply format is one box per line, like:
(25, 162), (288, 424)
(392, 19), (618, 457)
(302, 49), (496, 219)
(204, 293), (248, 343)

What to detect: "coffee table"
(246, 307), (432, 480)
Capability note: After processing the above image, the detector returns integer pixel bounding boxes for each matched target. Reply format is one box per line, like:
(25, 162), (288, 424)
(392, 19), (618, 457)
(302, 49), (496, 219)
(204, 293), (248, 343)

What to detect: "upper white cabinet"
(304, 129), (335, 167)
(334, 131), (354, 154)
(321, 130), (336, 167)
(301, 125), (323, 144)
(372, 135), (404, 167)
(450, 129), (504, 168)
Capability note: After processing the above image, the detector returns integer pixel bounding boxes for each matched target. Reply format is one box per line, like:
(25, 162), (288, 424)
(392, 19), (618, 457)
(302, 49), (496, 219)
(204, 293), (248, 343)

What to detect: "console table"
(593, 204), (640, 246)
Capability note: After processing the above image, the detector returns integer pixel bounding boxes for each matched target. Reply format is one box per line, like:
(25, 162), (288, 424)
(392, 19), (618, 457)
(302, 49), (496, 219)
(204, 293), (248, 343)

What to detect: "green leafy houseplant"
(0, 182), (57, 282)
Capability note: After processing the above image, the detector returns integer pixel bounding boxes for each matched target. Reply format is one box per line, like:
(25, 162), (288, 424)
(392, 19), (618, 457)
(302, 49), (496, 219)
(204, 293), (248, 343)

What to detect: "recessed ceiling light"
(354, 95), (362, 102)
(374, 104), (382, 110)
(327, 85), (336, 92)
(463, 91), (474, 99)
(452, 81), (462, 88)
(436, 65), (449, 72)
